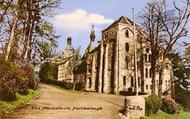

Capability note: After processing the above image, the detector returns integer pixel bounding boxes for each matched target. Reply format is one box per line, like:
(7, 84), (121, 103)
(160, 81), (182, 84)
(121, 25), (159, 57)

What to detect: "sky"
(49, 0), (190, 54)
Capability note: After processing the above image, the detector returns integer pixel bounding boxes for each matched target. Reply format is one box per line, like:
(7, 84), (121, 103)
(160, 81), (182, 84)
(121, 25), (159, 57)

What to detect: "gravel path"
(2, 83), (125, 119)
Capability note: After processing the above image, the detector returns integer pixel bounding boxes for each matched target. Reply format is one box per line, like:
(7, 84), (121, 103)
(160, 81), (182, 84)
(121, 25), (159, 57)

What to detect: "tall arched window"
(131, 77), (134, 87)
(89, 78), (92, 88)
(138, 77), (140, 86)
(123, 76), (126, 86)
(149, 54), (152, 62)
(145, 68), (148, 78)
(125, 43), (129, 52)
(125, 56), (128, 69)
(145, 54), (148, 62)
(125, 30), (129, 38)
(149, 68), (152, 78)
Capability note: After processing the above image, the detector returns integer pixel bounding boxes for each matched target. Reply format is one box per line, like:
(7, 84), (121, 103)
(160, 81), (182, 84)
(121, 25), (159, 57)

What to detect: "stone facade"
(74, 16), (173, 95)
(57, 37), (76, 82)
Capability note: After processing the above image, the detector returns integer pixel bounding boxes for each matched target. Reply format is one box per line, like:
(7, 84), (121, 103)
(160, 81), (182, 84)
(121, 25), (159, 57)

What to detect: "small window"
(131, 77), (134, 87)
(146, 85), (148, 90)
(145, 68), (148, 78)
(123, 76), (126, 86)
(88, 68), (92, 73)
(146, 48), (150, 53)
(125, 30), (129, 38)
(165, 80), (167, 87)
(125, 43), (129, 52)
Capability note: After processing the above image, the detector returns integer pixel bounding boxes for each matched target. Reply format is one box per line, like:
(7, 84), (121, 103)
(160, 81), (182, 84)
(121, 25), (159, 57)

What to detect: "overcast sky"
(50, 0), (189, 54)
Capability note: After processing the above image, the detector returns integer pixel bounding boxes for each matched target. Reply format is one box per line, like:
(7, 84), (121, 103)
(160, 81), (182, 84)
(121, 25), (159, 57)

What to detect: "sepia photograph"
(0, 0), (190, 119)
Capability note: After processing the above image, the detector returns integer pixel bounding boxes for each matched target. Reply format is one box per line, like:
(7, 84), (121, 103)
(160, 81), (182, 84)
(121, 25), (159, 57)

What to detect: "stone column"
(98, 40), (104, 93)
(114, 33), (119, 94)
(92, 54), (96, 91)
(103, 42), (109, 93)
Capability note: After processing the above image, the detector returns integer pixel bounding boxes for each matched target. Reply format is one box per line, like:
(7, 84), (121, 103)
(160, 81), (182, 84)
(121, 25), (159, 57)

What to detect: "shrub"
(27, 78), (38, 90)
(75, 81), (85, 91)
(39, 62), (58, 81)
(175, 85), (190, 111)
(16, 78), (29, 95)
(161, 96), (182, 114)
(145, 95), (162, 116)
(0, 57), (38, 100)
(0, 78), (17, 100)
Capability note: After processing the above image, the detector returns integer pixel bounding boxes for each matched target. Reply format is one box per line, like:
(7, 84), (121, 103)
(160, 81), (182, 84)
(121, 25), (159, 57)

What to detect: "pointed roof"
(102, 16), (133, 32)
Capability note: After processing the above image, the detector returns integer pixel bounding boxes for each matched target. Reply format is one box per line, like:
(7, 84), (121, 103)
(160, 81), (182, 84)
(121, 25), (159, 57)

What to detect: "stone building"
(74, 16), (173, 95)
(57, 37), (77, 82)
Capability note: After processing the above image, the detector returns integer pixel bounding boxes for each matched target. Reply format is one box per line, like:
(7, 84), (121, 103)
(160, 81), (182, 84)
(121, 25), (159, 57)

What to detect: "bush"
(75, 81), (85, 91)
(145, 95), (162, 116)
(27, 78), (38, 90)
(39, 62), (58, 81)
(0, 79), (17, 100)
(0, 57), (38, 100)
(161, 96), (182, 114)
(16, 78), (29, 95)
(175, 85), (190, 111)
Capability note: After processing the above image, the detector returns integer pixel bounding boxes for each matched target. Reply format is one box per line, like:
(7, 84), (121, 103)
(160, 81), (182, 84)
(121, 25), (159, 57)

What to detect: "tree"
(171, 47), (190, 110)
(39, 62), (58, 80)
(140, 0), (190, 96)
(1, 0), (61, 62)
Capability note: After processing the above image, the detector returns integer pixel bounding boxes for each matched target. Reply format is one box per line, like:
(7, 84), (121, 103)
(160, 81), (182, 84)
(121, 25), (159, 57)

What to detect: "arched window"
(125, 43), (129, 52)
(89, 78), (92, 88)
(125, 56), (128, 69)
(138, 77), (140, 86)
(145, 68), (148, 78)
(131, 77), (134, 87)
(145, 54), (148, 62)
(125, 30), (129, 38)
(149, 54), (152, 62)
(123, 76), (126, 86)
(149, 68), (152, 78)
(146, 48), (150, 53)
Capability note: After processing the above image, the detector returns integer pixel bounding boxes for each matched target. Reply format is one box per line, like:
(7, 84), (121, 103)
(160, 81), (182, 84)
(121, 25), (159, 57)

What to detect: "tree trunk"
(151, 49), (157, 95)
(5, 17), (18, 61)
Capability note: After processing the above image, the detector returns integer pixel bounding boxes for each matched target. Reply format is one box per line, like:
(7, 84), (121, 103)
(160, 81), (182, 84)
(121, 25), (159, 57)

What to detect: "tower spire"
(90, 25), (95, 42)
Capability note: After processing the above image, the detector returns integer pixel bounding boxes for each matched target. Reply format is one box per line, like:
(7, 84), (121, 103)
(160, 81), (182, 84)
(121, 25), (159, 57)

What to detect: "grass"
(0, 89), (40, 115)
(145, 110), (190, 119)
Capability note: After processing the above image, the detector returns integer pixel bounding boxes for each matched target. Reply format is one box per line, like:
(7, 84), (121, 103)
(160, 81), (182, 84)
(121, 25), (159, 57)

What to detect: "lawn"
(145, 110), (190, 119)
(0, 89), (40, 115)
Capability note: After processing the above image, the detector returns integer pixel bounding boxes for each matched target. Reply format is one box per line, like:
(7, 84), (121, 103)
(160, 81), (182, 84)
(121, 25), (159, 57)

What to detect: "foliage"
(41, 78), (84, 91)
(171, 51), (190, 111)
(0, 57), (38, 100)
(161, 95), (182, 114)
(0, 89), (40, 115)
(175, 85), (190, 111)
(39, 62), (58, 81)
(145, 95), (162, 116)
(0, 78), (17, 100)
(139, 0), (190, 95)
(145, 110), (190, 119)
